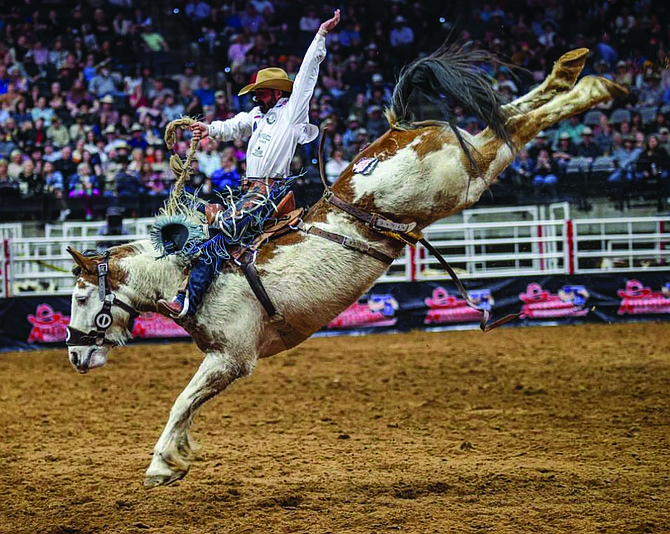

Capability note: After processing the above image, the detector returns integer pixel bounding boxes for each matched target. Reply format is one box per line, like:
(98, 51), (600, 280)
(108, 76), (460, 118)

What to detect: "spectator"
(46, 116), (70, 149)
(69, 116), (90, 145)
(113, 151), (143, 197)
(389, 16), (415, 64)
(101, 125), (125, 155)
(211, 148), (241, 190)
(594, 115), (615, 155)
(553, 133), (577, 173)
(88, 64), (122, 97)
(30, 96), (55, 124)
(139, 22), (170, 76)
(633, 134), (670, 186)
(17, 159), (42, 197)
(54, 145), (78, 195)
(7, 149), (24, 179)
(614, 60), (634, 89)
(128, 123), (148, 151)
(575, 127), (603, 162)
(196, 137), (221, 178)
(527, 131), (553, 161)
(659, 127), (670, 154)
(194, 76), (216, 108)
(151, 148), (173, 189)
(143, 161), (167, 196)
(507, 149), (535, 189)
(609, 135), (642, 183)
(324, 147), (350, 184)
(185, 0), (212, 25)
(532, 149), (559, 198)
(240, 4), (266, 34)
(227, 34), (254, 65)
(12, 99), (33, 128)
(0, 159), (20, 196)
(366, 105), (388, 139)
(98, 95), (120, 130)
(557, 115), (586, 145)
(68, 162), (101, 199)
(41, 160), (69, 221)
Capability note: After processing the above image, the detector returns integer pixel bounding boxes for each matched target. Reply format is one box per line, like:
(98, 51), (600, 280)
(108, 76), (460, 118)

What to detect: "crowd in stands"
(0, 0), (669, 223)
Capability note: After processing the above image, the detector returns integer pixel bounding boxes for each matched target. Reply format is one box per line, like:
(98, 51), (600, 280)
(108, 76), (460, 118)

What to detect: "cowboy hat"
(238, 67), (293, 96)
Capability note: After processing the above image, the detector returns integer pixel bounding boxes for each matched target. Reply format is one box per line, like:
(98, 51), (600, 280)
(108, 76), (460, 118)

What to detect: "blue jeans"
(185, 255), (225, 315)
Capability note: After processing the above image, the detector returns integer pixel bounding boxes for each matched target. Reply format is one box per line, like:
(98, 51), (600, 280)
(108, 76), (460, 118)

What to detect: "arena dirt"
(1, 322), (669, 533)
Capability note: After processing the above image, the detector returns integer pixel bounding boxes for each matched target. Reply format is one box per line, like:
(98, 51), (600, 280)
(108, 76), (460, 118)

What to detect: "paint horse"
(66, 47), (626, 487)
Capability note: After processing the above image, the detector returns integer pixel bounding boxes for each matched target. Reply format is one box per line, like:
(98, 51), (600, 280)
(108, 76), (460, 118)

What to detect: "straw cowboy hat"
(238, 67), (293, 96)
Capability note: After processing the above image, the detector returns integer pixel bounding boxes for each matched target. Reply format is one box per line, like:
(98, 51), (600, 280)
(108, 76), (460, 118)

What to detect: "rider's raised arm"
(285, 9), (340, 126)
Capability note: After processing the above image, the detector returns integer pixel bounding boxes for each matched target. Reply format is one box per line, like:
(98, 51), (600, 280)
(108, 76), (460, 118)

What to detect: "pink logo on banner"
(27, 304), (70, 343)
(132, 312), (189, 338)
(617, 280), (670, 315)
(327, 294), (398, 329)
(519, 283), (589, 319)
(424, 286), (492, 324)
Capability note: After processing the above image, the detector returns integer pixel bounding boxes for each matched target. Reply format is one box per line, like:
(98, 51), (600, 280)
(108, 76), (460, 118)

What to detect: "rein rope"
(316, 128), (519, 333)
(163, 117), (200, 215)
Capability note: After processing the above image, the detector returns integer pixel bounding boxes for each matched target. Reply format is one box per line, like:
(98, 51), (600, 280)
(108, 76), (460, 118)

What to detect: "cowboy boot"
(157, 275), (190, 318)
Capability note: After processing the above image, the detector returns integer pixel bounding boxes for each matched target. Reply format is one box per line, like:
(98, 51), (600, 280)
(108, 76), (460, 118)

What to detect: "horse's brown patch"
(70, 245), (136, 290)
(411, 126), (451, 159)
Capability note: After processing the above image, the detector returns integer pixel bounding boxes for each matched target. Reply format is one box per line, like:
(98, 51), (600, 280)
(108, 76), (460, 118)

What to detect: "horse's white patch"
(351, 136), (467, 217)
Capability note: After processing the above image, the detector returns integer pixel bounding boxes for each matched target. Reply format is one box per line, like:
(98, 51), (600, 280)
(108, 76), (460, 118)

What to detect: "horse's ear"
(67, 246), (96, 274)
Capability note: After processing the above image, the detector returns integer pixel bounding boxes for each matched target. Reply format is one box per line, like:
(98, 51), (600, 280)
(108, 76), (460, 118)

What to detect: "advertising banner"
(2, 273), (670, 352)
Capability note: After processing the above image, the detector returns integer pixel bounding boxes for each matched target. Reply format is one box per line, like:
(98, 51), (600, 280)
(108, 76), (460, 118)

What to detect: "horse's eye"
(76, 296), (88, 305)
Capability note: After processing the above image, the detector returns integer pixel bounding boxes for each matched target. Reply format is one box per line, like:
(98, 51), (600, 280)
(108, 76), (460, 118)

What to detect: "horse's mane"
(80, 241), (152, 261)
(388, 43), (515, 172)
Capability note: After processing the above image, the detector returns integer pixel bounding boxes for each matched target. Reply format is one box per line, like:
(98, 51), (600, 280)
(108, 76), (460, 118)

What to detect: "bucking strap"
(297, 220), (394, 265)
(324, 191), (420, 241)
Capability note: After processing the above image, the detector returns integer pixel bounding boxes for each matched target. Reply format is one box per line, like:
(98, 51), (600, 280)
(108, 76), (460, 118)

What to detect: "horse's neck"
(117, 241), (185, 311)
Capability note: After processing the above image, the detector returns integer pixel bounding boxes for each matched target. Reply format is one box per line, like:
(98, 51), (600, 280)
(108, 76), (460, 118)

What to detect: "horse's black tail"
(390, 43), (515, 157)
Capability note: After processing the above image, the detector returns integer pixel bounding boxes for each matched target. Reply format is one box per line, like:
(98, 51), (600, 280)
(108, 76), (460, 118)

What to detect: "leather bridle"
(66, 253), (140, 347)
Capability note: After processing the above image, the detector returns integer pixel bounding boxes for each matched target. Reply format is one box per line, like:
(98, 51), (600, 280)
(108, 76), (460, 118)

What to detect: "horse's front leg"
(144, 350), (255, 488)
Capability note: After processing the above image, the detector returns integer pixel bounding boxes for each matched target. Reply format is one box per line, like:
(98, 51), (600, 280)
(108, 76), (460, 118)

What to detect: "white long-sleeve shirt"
(208, 31), (326, 179)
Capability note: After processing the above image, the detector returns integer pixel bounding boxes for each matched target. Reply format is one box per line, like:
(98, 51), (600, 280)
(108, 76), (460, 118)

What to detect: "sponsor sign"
(3, 273), (670, 351)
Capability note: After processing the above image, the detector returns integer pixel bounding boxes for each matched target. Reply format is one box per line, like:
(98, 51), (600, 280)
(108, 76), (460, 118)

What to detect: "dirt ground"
(0, 322), (669, 534)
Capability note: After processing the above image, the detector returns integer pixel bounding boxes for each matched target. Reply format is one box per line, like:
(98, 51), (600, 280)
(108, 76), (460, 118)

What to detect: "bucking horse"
(65, 46), (627, 487)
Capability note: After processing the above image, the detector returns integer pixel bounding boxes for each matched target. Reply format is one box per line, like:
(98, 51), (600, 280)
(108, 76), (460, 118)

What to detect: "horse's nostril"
(70, 351), (80, 367)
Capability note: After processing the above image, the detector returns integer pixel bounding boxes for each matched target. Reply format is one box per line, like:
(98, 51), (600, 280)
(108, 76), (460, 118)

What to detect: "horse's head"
(66, 246), (139, 373)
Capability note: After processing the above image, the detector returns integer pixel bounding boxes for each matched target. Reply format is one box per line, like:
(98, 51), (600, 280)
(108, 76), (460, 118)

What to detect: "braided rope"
(163, 117), (199, 215)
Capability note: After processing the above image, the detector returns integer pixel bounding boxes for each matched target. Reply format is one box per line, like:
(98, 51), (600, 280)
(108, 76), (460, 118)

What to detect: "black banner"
(2, 273), (670, 352)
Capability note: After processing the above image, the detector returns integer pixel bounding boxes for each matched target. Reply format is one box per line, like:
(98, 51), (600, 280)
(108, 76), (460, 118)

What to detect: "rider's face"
(254, 89), (280, 113)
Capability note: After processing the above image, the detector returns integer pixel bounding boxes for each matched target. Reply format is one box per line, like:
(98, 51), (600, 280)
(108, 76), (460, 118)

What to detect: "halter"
(66, 253), (140, 347)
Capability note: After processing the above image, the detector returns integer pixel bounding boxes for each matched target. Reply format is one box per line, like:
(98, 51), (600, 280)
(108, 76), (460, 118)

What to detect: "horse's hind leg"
(503, 48), (589, 116)
(144, 350), (255, 488)
(509, 76), (628, 146)
(464, 75), (627, 205)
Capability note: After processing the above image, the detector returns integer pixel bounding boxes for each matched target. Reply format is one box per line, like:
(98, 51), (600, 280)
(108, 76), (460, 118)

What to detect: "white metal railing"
(3, 205), (670, 297)
(572, 217), (670, 273)
(417, 219), (567, 279)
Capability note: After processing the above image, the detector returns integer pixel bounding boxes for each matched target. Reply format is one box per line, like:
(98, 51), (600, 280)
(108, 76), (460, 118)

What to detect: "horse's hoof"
(558, 48), (589, 66)
(552, 48), (589, 88)
(580, 75), (630, 100)
(144, 469), (189, 489)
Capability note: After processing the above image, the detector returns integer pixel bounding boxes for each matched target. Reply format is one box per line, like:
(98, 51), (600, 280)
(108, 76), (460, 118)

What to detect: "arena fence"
(2, 204), (670, 298)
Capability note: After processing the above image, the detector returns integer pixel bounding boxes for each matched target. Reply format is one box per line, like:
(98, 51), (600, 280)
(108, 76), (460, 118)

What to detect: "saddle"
(204, 191), (303, 261)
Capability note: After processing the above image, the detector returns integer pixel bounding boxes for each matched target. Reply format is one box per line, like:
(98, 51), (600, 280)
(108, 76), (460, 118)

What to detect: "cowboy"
(157, 9), (341, 318)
